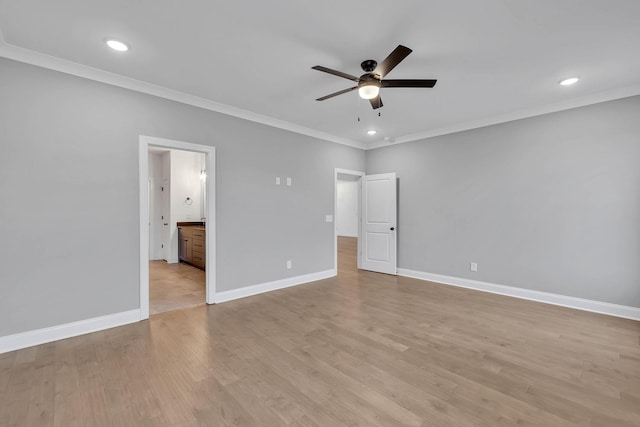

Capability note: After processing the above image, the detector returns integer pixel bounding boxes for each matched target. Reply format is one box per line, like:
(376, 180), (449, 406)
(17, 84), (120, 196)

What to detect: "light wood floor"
(149, 260), (205, 315)
(1, 237), (639, 426)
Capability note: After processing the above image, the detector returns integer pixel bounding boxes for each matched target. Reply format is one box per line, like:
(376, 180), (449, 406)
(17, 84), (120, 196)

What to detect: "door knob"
(164, 223), (168, 226)
(390, 227), (395, 231)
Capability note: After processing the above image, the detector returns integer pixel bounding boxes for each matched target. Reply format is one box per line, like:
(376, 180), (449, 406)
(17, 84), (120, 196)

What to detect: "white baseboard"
(215, 269), (337, 303)
(397, 268), (640, 321)
(0, 269), (337, 353)
(0, 309), (141, 354)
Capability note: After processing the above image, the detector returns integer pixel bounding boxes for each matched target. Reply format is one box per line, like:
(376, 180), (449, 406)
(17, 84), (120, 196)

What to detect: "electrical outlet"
(470, 262), (478, 272)
(286, 177), (292, 186)
(286, 260), (292, 269)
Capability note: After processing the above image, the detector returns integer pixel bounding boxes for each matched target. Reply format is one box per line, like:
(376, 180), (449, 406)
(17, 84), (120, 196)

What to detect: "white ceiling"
(1, 0), (640, 149)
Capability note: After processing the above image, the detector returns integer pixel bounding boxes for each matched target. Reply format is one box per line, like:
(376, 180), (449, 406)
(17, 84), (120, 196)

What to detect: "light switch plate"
(276, 177), (281, 185)
(325, 215), (333, 223)
(286, 177), (292, 186)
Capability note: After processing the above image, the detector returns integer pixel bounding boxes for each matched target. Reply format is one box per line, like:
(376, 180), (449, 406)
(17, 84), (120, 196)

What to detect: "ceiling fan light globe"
(358, 85), (380, 100)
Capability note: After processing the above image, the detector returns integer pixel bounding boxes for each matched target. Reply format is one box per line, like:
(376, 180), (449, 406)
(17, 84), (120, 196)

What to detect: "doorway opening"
(334, 168), (398, 276)
(139, 136), (216, 320)
(334, 169), (364, 274)
(148, 147), (205, 314)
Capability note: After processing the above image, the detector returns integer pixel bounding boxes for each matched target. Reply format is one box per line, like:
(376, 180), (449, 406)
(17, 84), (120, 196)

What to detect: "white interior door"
(361, 173), (397, 274)
(148, 178), (163, 260)
(161, 178), (170, 261)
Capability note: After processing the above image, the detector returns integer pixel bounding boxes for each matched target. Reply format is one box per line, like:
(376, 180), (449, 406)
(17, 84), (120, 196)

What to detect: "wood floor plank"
(1, 358), (35, 426)
(23, 343), (56, 426)
(0, 351), (17, 394)
(2, 236), (639, 426)
(51, 338), (82, 427)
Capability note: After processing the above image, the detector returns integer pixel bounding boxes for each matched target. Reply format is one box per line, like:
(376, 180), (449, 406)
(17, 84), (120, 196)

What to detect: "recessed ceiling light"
(106, 39), (129, 52)
(367, 130), (377, 135)
(559, 77), (579, 86)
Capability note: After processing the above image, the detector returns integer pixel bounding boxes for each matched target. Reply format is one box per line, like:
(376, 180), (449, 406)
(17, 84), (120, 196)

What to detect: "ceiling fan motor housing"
(358, 74), (381, 89)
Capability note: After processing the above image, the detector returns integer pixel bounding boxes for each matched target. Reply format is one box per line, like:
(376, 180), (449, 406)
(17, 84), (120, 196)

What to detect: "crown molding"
(3, 34), (639, 153)
(367, 84), (640, 150)
(0, 39), (366, 150)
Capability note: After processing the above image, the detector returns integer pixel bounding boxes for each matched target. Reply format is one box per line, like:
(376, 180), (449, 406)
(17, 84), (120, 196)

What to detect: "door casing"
(139, 135), (216, 320)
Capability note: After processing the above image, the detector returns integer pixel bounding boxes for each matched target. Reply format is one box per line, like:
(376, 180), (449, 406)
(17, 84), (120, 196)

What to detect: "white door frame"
(334, 168), (365, 271)
(139, 135), (216, 320)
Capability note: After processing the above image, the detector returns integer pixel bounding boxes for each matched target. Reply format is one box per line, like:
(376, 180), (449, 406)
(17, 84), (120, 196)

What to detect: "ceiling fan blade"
(369, 96), (383, 110)
(373, 45), (412, 78)
(311, 66), (359, 82)
(381, 79), (437, 88)
(316, 86), (358, 101)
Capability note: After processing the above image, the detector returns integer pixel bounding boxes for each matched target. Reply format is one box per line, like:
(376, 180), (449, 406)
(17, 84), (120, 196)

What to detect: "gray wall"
(367, 96), (640, 308)
(0, 58), (365, 336)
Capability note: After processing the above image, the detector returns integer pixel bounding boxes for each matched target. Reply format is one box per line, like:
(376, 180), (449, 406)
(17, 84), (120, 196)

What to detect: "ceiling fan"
(312, 45), (437, 109)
